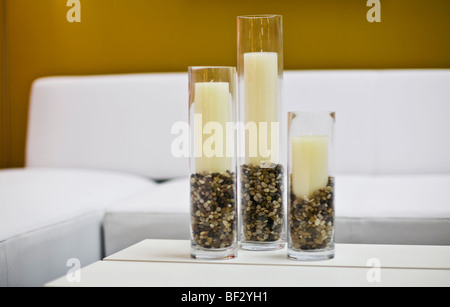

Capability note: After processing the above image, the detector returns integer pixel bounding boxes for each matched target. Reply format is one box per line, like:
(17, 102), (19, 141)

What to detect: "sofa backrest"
(27, 73), (189, 180)
(27, 70), (450, 179)
(284, 70), (450, 174)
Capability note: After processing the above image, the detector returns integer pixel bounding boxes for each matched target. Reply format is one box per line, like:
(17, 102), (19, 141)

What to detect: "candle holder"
(287, 111), (335, 261)
(237, 15), (285, 251)
(189, 66), (238, 259)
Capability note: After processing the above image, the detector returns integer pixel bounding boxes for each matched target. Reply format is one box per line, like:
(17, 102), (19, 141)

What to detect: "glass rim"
(288, 111), (336, 115)
(188, 66), (236, 71)
(237, 14), (282, 19)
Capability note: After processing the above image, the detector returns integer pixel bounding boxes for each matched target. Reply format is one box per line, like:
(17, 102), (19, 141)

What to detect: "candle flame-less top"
(194, 82), (232, 173)
(291, 135), (329, 198)
(244, 52), (279, 165)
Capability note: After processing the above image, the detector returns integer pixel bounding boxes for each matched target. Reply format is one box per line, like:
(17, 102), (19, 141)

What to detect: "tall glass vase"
(189, 66), (238, 259)
(237, 15), (285, 251)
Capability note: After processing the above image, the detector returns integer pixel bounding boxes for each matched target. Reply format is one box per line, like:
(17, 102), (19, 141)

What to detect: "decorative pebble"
(191, 171), (236, 249)
(240, 163), (284, 242)
(289, 176), (335, 250)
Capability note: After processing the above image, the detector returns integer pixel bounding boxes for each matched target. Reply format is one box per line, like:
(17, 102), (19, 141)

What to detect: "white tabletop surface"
(104, 239), (450, 270)
(46, 239), (450, 287)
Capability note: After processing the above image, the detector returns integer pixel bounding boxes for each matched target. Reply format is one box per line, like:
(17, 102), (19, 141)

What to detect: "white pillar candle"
(291, 135), (329, 198)
(244, 52), (279, 165)
(194, 82), (231, 173)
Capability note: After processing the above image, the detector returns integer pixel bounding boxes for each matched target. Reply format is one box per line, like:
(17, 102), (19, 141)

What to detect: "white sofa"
(1, 70), (449, 286)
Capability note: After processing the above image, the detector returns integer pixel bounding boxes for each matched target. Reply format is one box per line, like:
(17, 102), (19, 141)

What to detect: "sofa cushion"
(103, 177), (190, 256)
(0, 168), (154, 242)
(335, 175), (450, 245)
(0, 167), (154, 286)
(103, 174), (450, 255)
(337, 175), (450, 218)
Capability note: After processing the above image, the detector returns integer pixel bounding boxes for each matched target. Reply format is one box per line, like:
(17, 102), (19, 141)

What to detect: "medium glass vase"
(188, 66), (238, 259)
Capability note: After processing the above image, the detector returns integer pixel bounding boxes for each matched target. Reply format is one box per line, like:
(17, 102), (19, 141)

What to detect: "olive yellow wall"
(1, 0), (450, 168)
(1, 1), (5, 168)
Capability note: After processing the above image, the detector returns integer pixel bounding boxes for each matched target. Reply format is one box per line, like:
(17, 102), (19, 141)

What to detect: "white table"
(46, 239), (450, 287)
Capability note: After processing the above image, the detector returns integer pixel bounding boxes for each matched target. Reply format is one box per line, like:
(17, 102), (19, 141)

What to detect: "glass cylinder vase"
(237, 15), (285, 251)
(189, 66), (238, 259)
(287, 111), (335, 261)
